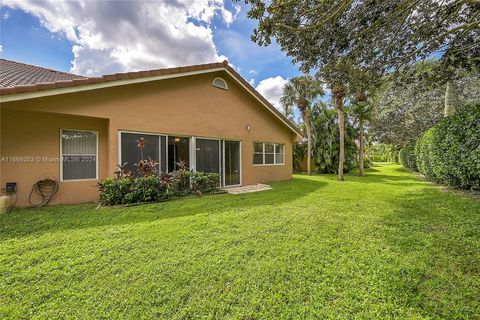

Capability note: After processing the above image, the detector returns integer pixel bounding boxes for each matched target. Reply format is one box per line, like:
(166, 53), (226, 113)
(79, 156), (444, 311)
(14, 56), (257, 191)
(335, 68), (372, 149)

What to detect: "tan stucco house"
(0, 59), (301, 206)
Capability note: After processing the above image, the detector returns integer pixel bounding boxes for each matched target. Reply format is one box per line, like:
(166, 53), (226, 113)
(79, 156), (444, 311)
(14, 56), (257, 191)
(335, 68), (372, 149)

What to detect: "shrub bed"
(97, 137), (223, 206)
(98, 171), (221, 206)
(414, 103), (479, 190)
(399, 142), (417, 171)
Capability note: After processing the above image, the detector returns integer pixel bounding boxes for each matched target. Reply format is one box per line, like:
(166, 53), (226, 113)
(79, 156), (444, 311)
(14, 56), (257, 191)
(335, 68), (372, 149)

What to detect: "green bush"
(191, 172), (220, 194)
(292, 143), (307, 173)
(310, 104), (358, 173)
(98, 171), (221, 206)
(414, 104), (480, 190)
(415, 128), (437, 180)
(399, 142), (417, 171)
(364, 158), (373, 169)
(370, 144), (400, 163)
(98, 177), (133, 206)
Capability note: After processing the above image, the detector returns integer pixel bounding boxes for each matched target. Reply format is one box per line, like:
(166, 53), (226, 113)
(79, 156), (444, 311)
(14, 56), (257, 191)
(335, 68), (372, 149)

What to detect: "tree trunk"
(302, 112), (312, 175)
(332, 84), (346, 181)
(335, 97), (345, 181)
(359, 115), (365, 176)
(444, 80), (457, 117)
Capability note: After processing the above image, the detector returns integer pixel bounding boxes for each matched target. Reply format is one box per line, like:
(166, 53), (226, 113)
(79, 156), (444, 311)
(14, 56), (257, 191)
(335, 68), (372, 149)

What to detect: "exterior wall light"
(246, 124), (251, 131)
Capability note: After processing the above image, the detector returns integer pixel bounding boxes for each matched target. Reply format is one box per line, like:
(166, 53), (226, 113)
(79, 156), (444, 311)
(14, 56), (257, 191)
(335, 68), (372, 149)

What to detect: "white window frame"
(212, 77), (228, 90)
(252, 142), (285, 166)
(60, 129), (99, 182)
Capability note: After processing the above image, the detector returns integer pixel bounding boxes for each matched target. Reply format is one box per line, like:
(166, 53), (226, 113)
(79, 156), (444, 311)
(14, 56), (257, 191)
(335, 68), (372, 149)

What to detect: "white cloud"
(248, 78), (255, 86)
(249, 70), (257, 76)
(0, 44), (3, 52)
(3, 0), (236, 75)
(2, 11), (10, 19)
(255, 76), (288, 109)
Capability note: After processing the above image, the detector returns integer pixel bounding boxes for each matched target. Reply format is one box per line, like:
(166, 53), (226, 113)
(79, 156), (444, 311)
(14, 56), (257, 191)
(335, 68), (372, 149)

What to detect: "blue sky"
(0, 1), (302, 108)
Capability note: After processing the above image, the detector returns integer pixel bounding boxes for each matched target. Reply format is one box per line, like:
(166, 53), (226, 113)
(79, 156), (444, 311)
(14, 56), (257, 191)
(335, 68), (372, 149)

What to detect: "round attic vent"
(212, 77), (228, 90)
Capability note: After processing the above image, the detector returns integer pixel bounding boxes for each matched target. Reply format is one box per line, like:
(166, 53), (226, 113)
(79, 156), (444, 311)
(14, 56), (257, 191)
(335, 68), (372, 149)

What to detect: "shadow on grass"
(0, 177), (326, 241)
(378, 186), (480, 274)
(376, 187), (480, 318)
(345, 165), (427, 186)
(305, 167), (423, 187)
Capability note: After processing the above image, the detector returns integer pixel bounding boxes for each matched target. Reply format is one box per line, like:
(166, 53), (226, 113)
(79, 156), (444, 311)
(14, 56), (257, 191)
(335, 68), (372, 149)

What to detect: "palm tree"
(331, 84), (347, 181)
(281, 75), (324, 175)
(351, 92), (373, 176)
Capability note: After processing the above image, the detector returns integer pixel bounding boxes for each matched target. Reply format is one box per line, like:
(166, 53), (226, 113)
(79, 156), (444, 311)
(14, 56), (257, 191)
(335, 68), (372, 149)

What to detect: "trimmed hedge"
(414, 104), (480, 190)
(399, 142), (417, 171)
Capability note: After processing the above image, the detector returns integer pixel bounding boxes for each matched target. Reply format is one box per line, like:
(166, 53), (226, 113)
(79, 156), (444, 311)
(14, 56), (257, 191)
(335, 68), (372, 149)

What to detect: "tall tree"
(373, 61), (480, 146)
(351, 95), (373, 176)
(245, 0), (479, 178)
(348, 67), (380, 176)
(281, 75), (324, 175)
(310, 102), (358, 174)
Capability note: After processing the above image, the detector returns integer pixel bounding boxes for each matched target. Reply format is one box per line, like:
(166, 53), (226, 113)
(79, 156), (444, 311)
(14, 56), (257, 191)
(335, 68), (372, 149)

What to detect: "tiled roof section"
(0, 59), (226, 95)
(0, 59), (86, 88)
(0, 59), (301, 136)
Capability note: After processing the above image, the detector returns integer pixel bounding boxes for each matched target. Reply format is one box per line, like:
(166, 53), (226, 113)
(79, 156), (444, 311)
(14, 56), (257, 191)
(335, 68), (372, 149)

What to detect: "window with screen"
(253, 142), (285, 165)
(61, 130), (97, 180)
(120, 132), (164, 176)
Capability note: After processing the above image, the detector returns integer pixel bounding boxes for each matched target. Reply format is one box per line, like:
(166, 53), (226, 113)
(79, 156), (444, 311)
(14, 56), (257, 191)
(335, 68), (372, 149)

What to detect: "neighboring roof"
(0, 59), (301, 137)
(0, 59), (86, 87)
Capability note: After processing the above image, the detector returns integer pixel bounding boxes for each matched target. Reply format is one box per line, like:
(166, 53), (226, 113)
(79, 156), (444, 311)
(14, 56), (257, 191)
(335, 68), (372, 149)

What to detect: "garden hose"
(28, 179), (59, 207)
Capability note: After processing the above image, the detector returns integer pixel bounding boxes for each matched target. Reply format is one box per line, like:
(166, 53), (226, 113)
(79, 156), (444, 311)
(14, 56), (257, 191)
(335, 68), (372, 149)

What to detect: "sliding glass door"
(120, 132), (241, 187)
(120, 132), (165, 176)
(224, 140), (241, 186)
(168, 136), (190, 171)
(195, 138), (220, 174)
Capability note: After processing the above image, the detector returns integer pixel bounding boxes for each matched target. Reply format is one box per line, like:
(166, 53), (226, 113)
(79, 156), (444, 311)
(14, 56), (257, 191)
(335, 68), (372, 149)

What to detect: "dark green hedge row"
(398, 142), (417, 171)
(402, 104), (479, 190)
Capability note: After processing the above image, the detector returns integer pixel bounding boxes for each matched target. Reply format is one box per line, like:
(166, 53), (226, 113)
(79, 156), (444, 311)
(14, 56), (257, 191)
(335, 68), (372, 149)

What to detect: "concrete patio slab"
(224, 183), (272, 194)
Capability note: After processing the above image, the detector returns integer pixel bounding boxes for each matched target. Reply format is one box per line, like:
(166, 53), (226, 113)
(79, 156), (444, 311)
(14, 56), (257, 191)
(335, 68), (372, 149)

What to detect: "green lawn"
(1, 163), (479, 319)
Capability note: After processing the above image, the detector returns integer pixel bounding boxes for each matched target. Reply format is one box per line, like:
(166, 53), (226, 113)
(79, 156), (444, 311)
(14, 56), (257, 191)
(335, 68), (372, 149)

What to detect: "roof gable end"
(0, 59), (301, 137)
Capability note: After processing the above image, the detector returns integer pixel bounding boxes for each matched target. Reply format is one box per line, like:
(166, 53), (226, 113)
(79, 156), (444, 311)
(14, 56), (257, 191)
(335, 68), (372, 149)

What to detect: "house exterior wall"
(1, 71), (297, 206)
(0, 109), (108, 206)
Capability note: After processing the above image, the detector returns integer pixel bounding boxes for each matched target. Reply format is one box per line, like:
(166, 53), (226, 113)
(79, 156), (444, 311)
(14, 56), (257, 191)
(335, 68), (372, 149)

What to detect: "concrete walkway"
(224, 183), (272, 194)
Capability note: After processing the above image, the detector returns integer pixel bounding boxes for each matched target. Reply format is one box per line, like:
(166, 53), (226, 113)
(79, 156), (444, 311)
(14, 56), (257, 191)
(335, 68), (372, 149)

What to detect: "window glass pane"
(168, 136), (190, 171)
(61, 130), (97, 180)
(276, 144), (284, 154)
(265, 154), (274, 164)
(275, 153), (284, 164)
(62, 130), (96, 154)
(253, 154), (263, 164)
(213, 78), (227, 89)
(225, 141), (240, 186)
(62, 156), (96, 180)
(264, 143), (274, 153)
(196, 139), (220, 173)
(121, 133), (160, 176)
(254, 142), (263, 153)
